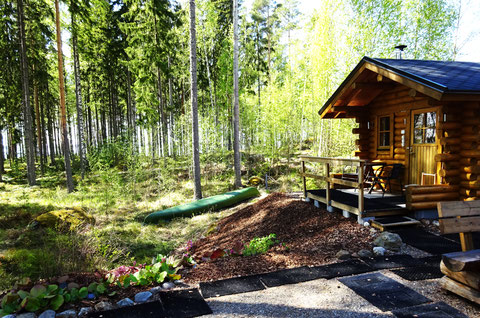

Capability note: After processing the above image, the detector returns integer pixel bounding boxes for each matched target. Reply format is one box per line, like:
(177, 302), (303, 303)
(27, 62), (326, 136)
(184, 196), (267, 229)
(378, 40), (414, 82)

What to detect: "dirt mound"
(185, 193), (374, 283)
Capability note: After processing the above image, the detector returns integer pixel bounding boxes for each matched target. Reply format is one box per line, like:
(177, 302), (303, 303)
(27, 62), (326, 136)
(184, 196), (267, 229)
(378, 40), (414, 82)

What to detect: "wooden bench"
(437, 200), (480, 304)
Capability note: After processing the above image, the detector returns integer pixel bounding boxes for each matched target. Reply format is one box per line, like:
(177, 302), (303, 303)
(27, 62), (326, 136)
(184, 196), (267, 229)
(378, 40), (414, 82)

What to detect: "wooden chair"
(437, 200), (480, 304)
(368, 164), (404, 195)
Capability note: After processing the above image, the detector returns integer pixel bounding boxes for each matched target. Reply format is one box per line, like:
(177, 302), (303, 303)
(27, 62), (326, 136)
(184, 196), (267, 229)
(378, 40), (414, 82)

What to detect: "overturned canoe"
(144, 187), (260, 223)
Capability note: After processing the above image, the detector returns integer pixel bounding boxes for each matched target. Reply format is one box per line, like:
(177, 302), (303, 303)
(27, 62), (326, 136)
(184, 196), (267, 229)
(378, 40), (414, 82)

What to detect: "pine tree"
(233, 0), (241, 188)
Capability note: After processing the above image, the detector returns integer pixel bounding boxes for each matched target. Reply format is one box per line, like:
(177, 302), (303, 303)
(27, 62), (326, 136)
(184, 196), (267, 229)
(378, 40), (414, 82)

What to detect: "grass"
(0, 149), (303, 292)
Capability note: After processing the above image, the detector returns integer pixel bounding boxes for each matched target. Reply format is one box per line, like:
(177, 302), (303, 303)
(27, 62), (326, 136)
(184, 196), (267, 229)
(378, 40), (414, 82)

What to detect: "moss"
(35, 208), (95, 230)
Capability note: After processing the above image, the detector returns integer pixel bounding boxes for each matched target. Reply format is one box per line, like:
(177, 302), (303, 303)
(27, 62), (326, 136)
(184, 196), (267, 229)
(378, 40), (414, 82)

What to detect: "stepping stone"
(160, 288), (212, 317)
(259, 266), (320, 287)
(339, 272), (430, 311)
(312, 259), (374, 279)
(88, 300), (165, 318)
(200, 275), (265, 298)
(362, 254), (422, 270)
(392, 301), (469, 318)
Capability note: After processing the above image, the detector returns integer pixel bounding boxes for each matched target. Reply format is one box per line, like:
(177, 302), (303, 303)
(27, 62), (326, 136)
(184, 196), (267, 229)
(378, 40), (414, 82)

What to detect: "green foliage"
(242, 233), (278, 256)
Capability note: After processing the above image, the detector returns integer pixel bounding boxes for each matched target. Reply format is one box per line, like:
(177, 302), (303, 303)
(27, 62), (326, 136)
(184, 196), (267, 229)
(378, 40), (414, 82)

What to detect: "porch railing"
(299, 156), (366, 215)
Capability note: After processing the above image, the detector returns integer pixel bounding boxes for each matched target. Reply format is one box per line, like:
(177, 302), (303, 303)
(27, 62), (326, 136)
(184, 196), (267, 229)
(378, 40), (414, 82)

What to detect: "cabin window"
(413, 111), (436, 144)
(378, 116), (391, 148)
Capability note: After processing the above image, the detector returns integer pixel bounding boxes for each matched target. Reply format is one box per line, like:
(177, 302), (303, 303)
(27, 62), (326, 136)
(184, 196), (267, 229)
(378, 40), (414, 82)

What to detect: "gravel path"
(204, 270), (479, 318)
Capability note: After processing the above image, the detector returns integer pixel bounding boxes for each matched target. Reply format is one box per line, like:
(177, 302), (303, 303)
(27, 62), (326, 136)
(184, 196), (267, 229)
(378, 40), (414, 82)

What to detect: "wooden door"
(409, 108), (440, 184)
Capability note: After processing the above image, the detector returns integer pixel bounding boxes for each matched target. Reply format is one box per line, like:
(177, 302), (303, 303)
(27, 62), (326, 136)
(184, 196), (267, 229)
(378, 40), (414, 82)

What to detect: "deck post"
(326, 162), (331, 209)
(302, 160), (307, 199)
(358, 162), (365, 222)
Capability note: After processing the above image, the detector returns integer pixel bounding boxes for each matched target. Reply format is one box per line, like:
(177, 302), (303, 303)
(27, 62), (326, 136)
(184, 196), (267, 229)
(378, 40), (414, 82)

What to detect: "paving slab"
(259, 266), (320, 287)
(160, 288), (212, 317)
(392, 301), (469, 318)
(200, 275), (265, 298)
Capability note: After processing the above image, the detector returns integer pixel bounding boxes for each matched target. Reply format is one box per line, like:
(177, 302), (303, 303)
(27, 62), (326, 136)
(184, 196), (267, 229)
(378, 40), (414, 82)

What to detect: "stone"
(369, 228), (377, 234)
(161, 282), (176, 289)
(336, 249), (351, 260)
(67, 282), (79, 290)
(38, 310), (56, 318)
(373, 231), (402, 251)
(363, 221), (370, 227)
(149, 286), (163, 294)
(2, 315), (16, 318)
(432, 220), (440, 227)
(18, 314), (36, 318)
(357, 249), (373, 258)
(56, 310), (76, 318)
(134, 291), (153, 303)
(95, 301), (115, 312)
(420, 219), (431, 226)
(78, 307), (93, 317)
(35, 207), (95, 230)
(117, 298), (134, 307)
(373, 246), (386, 256)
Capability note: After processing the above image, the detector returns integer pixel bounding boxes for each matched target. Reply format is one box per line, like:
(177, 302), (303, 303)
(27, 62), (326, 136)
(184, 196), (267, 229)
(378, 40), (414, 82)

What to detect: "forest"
(0, 0), (463, 295)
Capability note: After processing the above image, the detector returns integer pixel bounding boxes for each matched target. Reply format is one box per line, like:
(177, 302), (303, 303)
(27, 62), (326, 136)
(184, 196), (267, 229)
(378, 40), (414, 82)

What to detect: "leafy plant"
(242, 233), (279, 256)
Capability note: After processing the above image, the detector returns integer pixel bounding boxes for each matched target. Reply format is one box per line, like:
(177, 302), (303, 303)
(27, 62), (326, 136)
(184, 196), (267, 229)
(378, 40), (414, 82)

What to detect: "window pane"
(414, 128), (423, 144)
(425, 128), (436, 143)
(380, 117), (390, 131)
(414, 113), (424, 129)
(426, 112), (436, 128)
(380, 132), (390, 146)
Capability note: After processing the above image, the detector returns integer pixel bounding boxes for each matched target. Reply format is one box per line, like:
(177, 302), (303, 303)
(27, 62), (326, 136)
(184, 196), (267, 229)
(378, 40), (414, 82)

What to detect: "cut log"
(394, 148), (405, 154)
(406, 185), (459, 195)
(354, 151), (369, 158)
(440, 276), (480, 305)
(394, 116), (407, 123)
(408, 192), (459, 203)
(462, 166), (480, 173)
(407, 201), (439, 210)
(395, 123), (406, 130)
(435, 153), (460, 162)
(394, 142), (404, 148)
(394, 135), (403, 142)
(444, 144), (461, 153)
(460, 173), (478, 181)
(439, 169), (459, 177)
(445, 176), (461, 184)
(352, 128), (369, 135)
(443, 130), (461, 138)
(440, 261), (480, 290)
(444, 162), (460, 169)
(442, 250), (480, 272)
(393, 154), (405, 160)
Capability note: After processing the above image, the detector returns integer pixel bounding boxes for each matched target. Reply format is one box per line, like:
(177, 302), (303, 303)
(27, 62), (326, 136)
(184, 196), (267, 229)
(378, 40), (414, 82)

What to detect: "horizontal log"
(393, 154), (405, 160)
(462, 126), (480, 135)
(440, 276), (480, 305)
(445, 176), (461, 184)
(394, 148), (405, 154)
(462, 166), (480, 174)
(438, 200), (480, 217)
(394, 123), (406, 130)
(444, 130), (461, 138)
(439, 137), (461, 146)
(460, 173), (479, 181)
(355, 151), (369, 158)
(394, 142), (404, 148)
(441, 261), (480, 290)
(352, 128), (369, 135)
(460, 188), (477, 197)
(435, 153), (460, 162)
(462, 118), (480, 126)
(462, 141), (479, 150)
(461, 181), (480, 189)
(461, 135), (480, 142)
(407, 201), (439, 210)
(408, 192), (459, 203)
(460, 158), (478, 166)
(394, 116), (407, 123)
(442, 250), (480, 273)
(461, 196), (479, 201)
(406, 185), (459, 195)
(438, 121), (461, 130)
(394, 135), (403, 142)
(439, 169), (459, 178)
(444, 145), (461, 153)
(460, 150), (480, 158)
(355, 139), (368, 146)
(444, 161), (460, 169)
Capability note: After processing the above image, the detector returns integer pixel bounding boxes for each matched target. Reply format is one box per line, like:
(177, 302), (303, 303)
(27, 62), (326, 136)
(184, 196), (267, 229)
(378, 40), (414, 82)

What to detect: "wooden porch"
(300, 156), (407, 219)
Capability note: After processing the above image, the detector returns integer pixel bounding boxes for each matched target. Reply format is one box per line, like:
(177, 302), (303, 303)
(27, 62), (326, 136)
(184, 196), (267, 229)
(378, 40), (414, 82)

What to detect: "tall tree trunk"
(233, 0), (241, 188)
(33, 67), (44, 175)
(55, 0), (74, 192)
(46, 82), (56, 165)
(167, 58), (174, 157)
(0, 128), (4, 181)
(40, 88), (47, 168)
(71, 10), (86, 179)
(17, 0), (36, 185)
(189, 0), (202, 200)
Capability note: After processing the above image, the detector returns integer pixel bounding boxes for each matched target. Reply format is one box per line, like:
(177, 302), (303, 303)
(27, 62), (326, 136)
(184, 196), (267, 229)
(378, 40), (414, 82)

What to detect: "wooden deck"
(306, 188), (407, 217)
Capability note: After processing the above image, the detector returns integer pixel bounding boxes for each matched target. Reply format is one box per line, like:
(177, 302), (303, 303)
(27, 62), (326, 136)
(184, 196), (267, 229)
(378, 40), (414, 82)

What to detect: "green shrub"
(242, 233), (278, 256)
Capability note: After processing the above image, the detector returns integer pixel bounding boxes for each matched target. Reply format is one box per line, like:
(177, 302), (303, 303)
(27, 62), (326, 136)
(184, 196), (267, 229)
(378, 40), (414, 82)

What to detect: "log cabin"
(301, 56), (480, 221)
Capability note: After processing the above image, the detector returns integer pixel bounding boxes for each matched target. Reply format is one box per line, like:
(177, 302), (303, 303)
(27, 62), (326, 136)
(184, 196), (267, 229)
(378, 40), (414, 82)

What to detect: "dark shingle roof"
(373, 58), (480, 92)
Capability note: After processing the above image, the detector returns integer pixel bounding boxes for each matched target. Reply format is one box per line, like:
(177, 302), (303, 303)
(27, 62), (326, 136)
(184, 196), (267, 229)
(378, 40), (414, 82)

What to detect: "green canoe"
(144, 187), (260, 223)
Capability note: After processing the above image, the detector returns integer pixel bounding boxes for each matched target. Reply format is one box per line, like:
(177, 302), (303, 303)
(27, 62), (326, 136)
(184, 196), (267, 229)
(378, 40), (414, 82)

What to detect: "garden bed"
(184, 193), (375, 283)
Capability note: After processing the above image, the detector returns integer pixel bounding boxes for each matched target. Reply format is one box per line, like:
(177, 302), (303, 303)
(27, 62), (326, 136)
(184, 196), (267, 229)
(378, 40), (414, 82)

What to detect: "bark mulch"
(184, 193), (375, 283)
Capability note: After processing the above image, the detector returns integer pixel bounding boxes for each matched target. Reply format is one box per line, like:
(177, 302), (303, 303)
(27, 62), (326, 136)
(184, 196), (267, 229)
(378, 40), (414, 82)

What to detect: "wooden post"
(460, 232), (474, 252)
(358, 162), (365, 214)
(302, 160), (307, 198)
(326, 163), (331, 207)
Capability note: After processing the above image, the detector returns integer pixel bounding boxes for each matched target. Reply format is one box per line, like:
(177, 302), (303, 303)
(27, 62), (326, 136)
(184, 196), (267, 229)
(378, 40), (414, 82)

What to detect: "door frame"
(407, 107), (442, 185)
